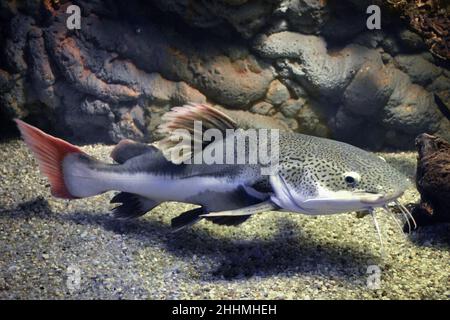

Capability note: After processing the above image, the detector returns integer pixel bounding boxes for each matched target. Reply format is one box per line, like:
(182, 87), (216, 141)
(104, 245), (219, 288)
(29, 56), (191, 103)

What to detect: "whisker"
(370, 208), (385, 257)
(396, 200), (417, 231)
(382, 205), (406, 237)
(394, 201), (411, 233)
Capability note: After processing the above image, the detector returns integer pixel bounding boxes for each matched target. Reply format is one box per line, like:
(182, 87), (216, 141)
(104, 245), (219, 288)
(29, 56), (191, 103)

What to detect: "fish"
(15, 103), (415, 248)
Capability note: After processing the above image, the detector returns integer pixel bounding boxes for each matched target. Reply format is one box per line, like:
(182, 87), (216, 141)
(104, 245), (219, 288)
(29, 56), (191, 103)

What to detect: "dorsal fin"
(110, 139), (158, 164)
(154, 103), (237, 163)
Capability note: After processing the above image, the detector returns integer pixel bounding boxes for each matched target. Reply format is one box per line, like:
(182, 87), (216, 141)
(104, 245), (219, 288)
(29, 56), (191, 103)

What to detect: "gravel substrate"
(0, 139), (449, 299)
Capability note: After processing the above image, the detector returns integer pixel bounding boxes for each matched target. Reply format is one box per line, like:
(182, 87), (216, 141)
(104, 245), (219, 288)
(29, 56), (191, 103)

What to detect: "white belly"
(94, 171), (240, 203)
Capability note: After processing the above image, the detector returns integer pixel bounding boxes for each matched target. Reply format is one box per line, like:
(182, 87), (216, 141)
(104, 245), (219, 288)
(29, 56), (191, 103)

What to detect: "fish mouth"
(298, 189), (406, 215)
(270, 173), (406, 214)
(358, 190), (404, 206)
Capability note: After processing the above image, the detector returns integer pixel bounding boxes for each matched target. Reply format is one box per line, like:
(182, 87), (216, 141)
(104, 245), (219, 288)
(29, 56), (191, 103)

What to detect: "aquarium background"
(0, 0), (449, 149)
(0, 0), (449, 300)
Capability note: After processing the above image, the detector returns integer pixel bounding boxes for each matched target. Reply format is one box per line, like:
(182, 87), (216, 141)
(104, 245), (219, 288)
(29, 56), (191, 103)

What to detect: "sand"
(0, 139), (448, 299)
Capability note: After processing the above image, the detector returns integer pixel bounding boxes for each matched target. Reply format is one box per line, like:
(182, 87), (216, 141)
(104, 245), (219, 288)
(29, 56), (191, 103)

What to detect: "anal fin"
(171, 207), (253, 231)
(171, 207), (204, 232)
(111, 192), (159, 219)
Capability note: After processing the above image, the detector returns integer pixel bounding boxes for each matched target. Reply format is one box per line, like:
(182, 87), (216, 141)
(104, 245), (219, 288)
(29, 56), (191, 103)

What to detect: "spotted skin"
(275, 132), (410, 201)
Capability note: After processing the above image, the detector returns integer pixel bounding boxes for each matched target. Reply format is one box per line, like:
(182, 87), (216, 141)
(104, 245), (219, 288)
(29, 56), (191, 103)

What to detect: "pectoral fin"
(199, 201), (278, 218)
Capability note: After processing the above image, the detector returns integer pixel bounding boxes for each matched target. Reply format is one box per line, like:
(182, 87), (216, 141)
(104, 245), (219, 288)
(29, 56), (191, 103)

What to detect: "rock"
(381, 35), (401, 56)
(48, 34), (140, 104)
(109, 105), (147, 142)
(280, 98), (306, 118)
(397, 29), (426, 52)
(215, 105), (291, 131)
(384, 129), (415, 150)
(0, 0), (447, 150)
(412, 133), (450, 227)
(278, 0), (329, 34)
(321, 1), (367, 42)
(342, 60), (391, 117)
(354, 31), (385, 49)
(250, 101), (275, 116)
(394, 54), (442, 87)
(255, 32), (381, 101)
(329, 108), (365, 142)
(28, 27), (59, 109)
(0, 69), (12, 92)
(381, 52), (393, 64)
(64, 96), (116, 143)
(2, 14), (34, 74)
(330, 107), (387, 150)
(264, 19), (290, 36)
(296, 102), (330, 137)
(81, 13), (274, 107)
(435, 119), (450, 144)
(151, 0), (275, 38)
(382, 82), (442, 136)
(254, 31), (327, 60)
(265, 80), (290, 106)
(427, 75), (450, 94)
(280, 79), (308, 98)
(0, 76), (27, 118)
(284, 117), (299, 131)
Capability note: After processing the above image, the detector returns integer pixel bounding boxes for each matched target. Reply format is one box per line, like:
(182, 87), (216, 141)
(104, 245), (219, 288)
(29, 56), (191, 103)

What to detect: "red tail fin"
(15, 119), (85, 199)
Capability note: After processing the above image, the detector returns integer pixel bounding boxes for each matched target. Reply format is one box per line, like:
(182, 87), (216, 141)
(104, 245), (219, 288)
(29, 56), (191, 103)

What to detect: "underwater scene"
(0, 0), (449, 300)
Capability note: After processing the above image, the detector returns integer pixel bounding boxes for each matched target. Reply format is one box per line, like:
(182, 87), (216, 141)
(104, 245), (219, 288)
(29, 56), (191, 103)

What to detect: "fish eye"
(343, 172), (360, 186)
(345, 176), (355, 184)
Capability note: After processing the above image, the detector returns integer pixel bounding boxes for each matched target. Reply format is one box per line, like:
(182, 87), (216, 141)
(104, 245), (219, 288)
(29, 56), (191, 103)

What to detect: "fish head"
(270, 137), (412, 215)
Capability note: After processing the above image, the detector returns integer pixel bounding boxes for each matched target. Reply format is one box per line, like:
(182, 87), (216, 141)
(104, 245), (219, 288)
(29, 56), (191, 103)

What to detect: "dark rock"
(435, 119), (450, 144)
(329, 108), (365, 142)
(342, 59), (390, 117)
(397, 29), (427, 52)
(321, 1), (367, 42)
(278, 0), (329, 34)
(384, 129), (415, 150)
(28, 27), (59, 109)
(427, 75), (450, 95)
(0, 75), (27, 118)
(394, 54), (442, 87)
(297, 101), (331, 138)
(381, 35), (401, 56)
(354, 31), (385, 49)
(412, 133), (450, 227)
(3, 14), (34, 74)
(0, 69), (12, 93)
(152, 0), (276, 39)
(110, 105), (147, 142)
(382, 81), (442, 136)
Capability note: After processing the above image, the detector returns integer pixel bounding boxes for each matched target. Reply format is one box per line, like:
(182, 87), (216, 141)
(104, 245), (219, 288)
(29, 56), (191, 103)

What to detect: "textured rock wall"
(0, 0), (449, 149)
